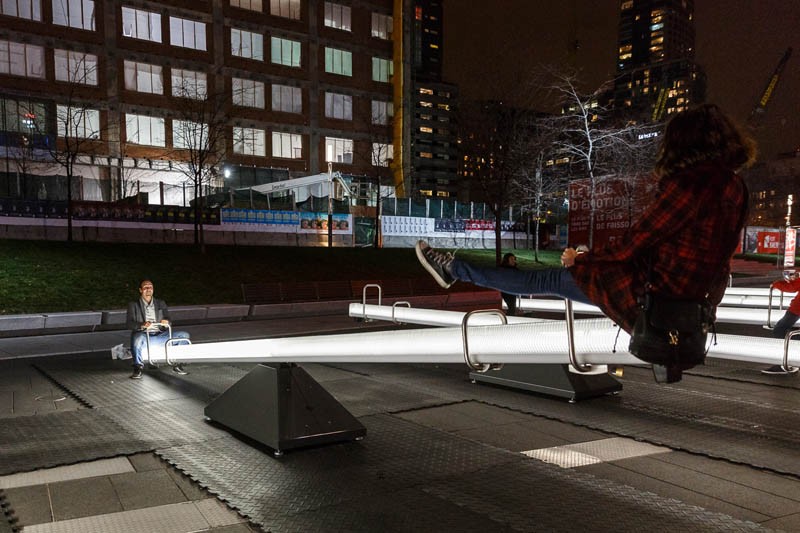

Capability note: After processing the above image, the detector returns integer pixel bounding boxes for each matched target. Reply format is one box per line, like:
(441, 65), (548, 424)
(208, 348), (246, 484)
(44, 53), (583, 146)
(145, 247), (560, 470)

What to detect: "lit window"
(172, 119), (208, 149)
(232, 78), (265, 108)
(325, 136), (353, 164)
(272, 131), (302, 158)
(324, 92), (352, 120)
(169, 16), (206, 51)
(233, 126), (266, 156)
(420, 152), (433, 158)
(0, 0), (41, 21)
(372, 57), (392, 82)
(419, 88), (433, 95)
(324, 47), (352, 76)
(372, 143), (393, 167)
(0, 40), (44, 78)
(230, 0), (262, 11)
(324, 2), (350, 31)
(121, 6), (161, 42)
(419, 126), (432, 133)
(371, 12), (392, 39)
(0, 98), (46, 132)
(124, 60), (163, 94)
(271, 36), (301, 67)
(125, 113), (165, 146)
(270, 0), (300, 20)
(171, 68), (207, 99)
(231, 28), (263, 60)
(54, 49), (97, 85)
(272, 84), (302, 113)
(54, 0), (93, 30)
(371, 100), (393, 125)
(57, 105), (100, 138)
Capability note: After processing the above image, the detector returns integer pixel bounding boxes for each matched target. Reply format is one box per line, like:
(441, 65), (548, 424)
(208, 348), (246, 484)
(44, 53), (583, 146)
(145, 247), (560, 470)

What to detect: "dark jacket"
(570, 162), (748, 333)
(126, 298), (171, 331)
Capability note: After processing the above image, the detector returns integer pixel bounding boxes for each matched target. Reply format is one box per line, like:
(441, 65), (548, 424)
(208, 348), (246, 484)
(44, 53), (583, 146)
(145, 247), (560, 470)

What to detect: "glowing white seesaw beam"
(161, 318), (800, 368)
(348, 302), (545, 327)
(510, 298), (781, 326)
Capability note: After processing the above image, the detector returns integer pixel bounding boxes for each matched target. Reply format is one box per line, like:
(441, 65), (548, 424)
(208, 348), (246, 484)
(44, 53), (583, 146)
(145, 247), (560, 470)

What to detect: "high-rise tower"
(613, 0), (703, 122)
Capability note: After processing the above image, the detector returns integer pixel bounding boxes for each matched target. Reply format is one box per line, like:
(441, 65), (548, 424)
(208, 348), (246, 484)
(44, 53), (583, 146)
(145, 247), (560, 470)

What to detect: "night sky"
(443, 0), (800, 161)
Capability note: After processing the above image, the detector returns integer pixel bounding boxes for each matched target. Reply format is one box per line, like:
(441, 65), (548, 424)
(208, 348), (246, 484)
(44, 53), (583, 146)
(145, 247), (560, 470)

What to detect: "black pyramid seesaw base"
(470, 363), (622, 402)
(204, 363), (365, 455)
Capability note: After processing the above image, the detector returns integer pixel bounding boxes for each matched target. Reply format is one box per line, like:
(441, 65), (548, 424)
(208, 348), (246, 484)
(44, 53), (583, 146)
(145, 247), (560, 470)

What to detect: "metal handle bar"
(461, 309), (506, 373)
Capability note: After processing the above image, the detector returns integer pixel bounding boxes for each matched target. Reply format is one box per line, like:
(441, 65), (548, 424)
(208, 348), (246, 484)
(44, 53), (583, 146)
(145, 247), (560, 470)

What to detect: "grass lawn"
(0, 240), (562, 314)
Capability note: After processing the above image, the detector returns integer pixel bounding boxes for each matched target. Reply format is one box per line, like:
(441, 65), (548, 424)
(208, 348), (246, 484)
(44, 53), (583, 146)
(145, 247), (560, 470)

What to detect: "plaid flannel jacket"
(570, 162), (748, 333)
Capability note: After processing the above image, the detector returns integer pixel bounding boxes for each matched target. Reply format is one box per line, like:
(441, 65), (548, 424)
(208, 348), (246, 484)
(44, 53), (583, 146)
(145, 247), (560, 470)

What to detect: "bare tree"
(549, 73), (651, 248)
(168, 83), (229, 250)
(508, 113), (567, 261)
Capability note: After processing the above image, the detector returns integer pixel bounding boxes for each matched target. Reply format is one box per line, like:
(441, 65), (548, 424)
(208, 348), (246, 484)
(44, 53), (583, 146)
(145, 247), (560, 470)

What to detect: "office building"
(0, 0), (399, 206)
(613, 0), (703, 122)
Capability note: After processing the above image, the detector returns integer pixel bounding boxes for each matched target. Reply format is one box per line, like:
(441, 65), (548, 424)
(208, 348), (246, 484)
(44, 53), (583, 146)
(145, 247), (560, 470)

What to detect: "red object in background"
(568, 176), (657, 249)
(784, 227), (796, 267)
(757, 231), (782, 254)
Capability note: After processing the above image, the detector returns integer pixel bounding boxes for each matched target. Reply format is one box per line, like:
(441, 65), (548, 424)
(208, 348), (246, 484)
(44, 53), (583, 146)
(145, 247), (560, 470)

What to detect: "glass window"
(57, 105), (100, 138)
(0, 0), (41, 21)
(172, 119), (208, 149)
(121, 6), (161, 42)
(324, 136), (352, 164)
(0, 97), (46, 132)
(372, 142), (393, 167)
(230, 0), (261, 11)
(272, 131), (302, 159)
(270, 37), (301, 67)
(54, 49), (98, 85)
(371, 100), (393, 125)
(233, 126), (266, 156)
(123, 60), (163, 94)
(171, 68), (207, 99)
(231, 28), (263, 61)
(169, 16), (206, 51)
(269, 0), (299, 20)
(232, 77), (265, 108)
(324, 2), (350, 31)
(324, 92), (352, 121)
(0, 40), (44, 78)
(125, 113), (165, 146)
(271, 84), (302, 113)
(324, 47), (352, 76)
(372, 57), (392, 82)
(53, 0), (93, 30)
(371, 12), (392, 39)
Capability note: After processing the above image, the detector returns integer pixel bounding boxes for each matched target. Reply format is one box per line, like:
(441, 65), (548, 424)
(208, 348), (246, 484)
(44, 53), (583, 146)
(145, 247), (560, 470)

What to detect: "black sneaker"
(172, 364), (188, 375)
(130, 366), (143, 380)
(761, 364), (799, 375)
(415, 240), (456, 289)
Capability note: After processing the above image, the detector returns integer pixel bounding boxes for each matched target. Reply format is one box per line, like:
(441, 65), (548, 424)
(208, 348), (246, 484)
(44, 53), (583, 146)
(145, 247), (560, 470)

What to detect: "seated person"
(126, 279), (190, 379)
(762, 271), (800, 375)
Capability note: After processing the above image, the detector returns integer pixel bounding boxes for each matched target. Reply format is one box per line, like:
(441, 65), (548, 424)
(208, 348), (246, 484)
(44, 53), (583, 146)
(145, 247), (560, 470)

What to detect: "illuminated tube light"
(163, 318), (798, 368)
(347, 303), (544, 327)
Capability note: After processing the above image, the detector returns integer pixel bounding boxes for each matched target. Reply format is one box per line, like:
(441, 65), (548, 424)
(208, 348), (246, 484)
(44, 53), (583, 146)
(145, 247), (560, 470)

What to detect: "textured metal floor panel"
(0, 410), (150, 475)
(0, 457), (134, 489)
(322, 376), (455, 417)
(423, 460), (771, 532)
(158, 414), (771, 532)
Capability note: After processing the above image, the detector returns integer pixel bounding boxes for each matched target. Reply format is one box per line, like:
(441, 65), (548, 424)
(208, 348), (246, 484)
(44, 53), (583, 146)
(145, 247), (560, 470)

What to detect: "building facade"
(407, 0), (457, 198)
(0, 0), (402, 206)
(613, 0), (703, 122)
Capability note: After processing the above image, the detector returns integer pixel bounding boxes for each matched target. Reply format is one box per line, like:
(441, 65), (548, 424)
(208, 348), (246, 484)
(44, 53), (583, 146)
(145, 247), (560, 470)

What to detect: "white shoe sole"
(415, 241), (455, 289)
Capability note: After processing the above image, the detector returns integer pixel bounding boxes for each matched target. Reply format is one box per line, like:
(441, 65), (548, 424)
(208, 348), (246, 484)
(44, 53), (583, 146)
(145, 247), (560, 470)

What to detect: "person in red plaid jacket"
(416, 104), (754, 373)
(762, 273), (800, 375)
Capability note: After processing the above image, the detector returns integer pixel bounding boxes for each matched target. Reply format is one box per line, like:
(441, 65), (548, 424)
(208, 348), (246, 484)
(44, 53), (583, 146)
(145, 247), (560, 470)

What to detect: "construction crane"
(748, 47), (792, 126)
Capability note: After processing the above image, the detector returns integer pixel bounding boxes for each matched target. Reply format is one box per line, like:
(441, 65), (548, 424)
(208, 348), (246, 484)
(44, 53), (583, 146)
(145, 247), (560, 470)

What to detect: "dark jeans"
(450, 260), (592, 304)
(771, 311), (800, 340)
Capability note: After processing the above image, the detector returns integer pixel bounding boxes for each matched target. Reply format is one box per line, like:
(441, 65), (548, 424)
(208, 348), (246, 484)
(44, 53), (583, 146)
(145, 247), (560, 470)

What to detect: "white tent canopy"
(237, 172), (356, 203)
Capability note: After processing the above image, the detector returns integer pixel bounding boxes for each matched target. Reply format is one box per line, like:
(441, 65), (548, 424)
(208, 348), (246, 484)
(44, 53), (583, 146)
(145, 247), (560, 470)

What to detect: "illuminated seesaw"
(157, 300), (799, 455)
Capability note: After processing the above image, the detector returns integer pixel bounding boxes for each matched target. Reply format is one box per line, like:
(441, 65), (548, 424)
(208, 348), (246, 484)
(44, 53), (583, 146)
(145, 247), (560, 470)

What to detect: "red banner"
(757, 231), (782, 254)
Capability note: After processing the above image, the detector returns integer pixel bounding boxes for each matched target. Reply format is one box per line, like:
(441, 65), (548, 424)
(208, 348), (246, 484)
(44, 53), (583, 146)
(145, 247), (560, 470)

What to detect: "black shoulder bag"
(628, 283), (713, 383)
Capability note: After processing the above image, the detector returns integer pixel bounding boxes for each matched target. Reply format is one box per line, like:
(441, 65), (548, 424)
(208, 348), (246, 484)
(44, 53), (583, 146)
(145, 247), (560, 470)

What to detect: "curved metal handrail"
(144, 323), (171, 365)
(764, 282), (787, 330)
(360, 283), (383, 321)
(565, 299), (592, 373)
(461, 309), (506, 373)
(783, 329), (800, 371)
(391, 301), (411, 324)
